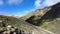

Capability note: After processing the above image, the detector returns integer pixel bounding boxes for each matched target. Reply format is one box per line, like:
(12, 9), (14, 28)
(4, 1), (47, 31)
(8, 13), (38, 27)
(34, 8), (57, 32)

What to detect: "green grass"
(0, 15), (33, 32)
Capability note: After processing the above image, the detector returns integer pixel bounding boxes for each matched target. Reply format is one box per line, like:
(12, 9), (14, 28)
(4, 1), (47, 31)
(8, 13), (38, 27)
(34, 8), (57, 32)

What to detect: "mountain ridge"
(20, 2), (60, 34)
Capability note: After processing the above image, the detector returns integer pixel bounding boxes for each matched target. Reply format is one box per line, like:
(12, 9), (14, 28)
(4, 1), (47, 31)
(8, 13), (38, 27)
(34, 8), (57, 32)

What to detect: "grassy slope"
(20, 7), (51, 26)
(39, 3), (60, 34)
(20, 7), (50, 20)
(0, 15), (42, 34)
(20, 2), (60, 34)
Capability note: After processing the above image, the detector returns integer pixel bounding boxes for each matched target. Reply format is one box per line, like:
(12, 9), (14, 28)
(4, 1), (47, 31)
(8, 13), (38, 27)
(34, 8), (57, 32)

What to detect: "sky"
(0, 0), (60, 17)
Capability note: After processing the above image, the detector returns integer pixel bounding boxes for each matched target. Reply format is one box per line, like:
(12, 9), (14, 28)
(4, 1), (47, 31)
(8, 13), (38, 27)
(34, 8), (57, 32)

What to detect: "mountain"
(20, 7), (51, 21)
(20, 2), (60, 34)
(20, 7), (51, 26)
(38, 2), (60, 34)
(0, 15), (42, 34)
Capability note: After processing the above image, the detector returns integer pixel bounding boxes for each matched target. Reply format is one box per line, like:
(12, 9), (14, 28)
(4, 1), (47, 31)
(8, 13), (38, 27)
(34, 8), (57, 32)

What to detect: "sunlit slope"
(20, 7), (51, 26)
(20, 2), (60, 34)
(38, 2), (60, 34)
(0, 15), (42, 34)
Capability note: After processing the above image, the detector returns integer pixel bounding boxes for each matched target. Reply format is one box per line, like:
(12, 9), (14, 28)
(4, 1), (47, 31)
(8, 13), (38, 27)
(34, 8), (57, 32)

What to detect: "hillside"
(0, 15), (40, 34)
(38, 2), (60, 34)
(20, 2), (60, 34)
(20, 7), (51, 25)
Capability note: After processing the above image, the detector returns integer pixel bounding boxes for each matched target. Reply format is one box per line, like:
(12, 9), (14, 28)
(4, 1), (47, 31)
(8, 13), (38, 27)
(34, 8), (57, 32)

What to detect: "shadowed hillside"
(20, 7), (51, 26)
(23, 2), (60, 26)
(20, 7), (51, 21)
(37, 2), (60, 34)
(22, 2), (60, 34)
(36, 2), (60, 26)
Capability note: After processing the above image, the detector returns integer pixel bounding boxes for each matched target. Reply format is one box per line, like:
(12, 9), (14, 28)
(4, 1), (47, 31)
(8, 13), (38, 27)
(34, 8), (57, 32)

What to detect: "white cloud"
(35, 0), (41, 9)
(34, 0), (60, 9)
(0, 0), (4, 5)
(7, 0), (23, 5)
(43, 0), (60, 6)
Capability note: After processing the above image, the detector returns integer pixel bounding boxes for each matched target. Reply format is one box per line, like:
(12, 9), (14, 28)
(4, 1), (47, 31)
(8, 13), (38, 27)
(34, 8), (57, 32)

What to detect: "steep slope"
(20, 7), (51, 21)
(20, 2), (60, 34)
(20, 7), (51, 26)
(38, 2), (60, 34)
(0, 15), (50, 34)
(0, 15), (34, 33)
(26, 2), (60, 34)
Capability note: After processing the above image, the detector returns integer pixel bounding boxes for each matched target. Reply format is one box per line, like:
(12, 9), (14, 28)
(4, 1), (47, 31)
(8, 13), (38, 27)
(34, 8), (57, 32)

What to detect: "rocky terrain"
(0, 15), (52, 34)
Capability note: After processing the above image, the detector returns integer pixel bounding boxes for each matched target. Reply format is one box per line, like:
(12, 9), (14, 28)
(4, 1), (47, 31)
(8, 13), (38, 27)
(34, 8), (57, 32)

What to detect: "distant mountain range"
(20, 2), (60, 34)
(0, 2), (60, 34)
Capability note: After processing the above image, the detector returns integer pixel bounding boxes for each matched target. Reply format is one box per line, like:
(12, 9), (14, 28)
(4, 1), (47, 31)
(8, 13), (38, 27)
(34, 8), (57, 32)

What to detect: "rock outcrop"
(0, 21), (32, 34)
